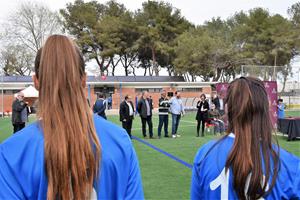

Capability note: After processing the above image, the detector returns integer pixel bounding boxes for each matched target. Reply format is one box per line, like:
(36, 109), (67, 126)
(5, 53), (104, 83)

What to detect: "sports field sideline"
(0, 111), (299, 199)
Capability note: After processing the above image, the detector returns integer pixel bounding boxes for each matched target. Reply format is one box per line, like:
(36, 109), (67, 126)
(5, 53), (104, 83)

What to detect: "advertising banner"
(215, 81), (278, 128)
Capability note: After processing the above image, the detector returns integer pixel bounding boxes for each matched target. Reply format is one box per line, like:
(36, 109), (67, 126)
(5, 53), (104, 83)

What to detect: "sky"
(0, 0), (298, 25)
(0, 0), (299, 78)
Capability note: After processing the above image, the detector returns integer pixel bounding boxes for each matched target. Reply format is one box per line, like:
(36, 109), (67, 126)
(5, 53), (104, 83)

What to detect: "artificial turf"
(0, 111), (299, 199)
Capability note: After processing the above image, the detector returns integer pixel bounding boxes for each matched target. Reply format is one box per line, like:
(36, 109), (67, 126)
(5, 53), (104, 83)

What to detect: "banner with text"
(215, 81), (278, 128)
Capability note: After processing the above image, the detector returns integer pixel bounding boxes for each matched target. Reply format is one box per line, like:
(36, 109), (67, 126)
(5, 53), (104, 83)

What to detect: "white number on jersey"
(210, 168), (267, 199)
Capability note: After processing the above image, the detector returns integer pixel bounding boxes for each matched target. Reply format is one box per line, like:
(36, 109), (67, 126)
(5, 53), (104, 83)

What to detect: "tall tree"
(60, 0), (109, 75)
(204, 17), (241, 81)
(99, 1), (139, 76)
(288, 2), (300, 52)
(228, 8), (297, 81)
(174, 28), (216, 81)
(61, 0), (139, 76)
(1, 44), (34, 75)
(4, 1), (61, 53)
(288, 2), (300, 26)
(135, 1), (191, 76)
(0, 1), (61, 75)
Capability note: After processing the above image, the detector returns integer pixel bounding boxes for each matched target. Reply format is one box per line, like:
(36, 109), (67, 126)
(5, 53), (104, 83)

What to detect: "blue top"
(0, 115), (144, 199)
(277, 104), (285, 119)
(191, 134), (300, 199)
(170, 97), (185, 115)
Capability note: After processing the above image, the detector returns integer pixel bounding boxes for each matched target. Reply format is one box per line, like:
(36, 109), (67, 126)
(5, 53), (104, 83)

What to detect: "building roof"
(1, 75), (218, 89)
(87, 76), (185, 82)
(2, 76), (185, 83)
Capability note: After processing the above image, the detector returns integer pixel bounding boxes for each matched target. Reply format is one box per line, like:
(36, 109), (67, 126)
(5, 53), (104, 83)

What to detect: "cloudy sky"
(0, 0), (298, 25)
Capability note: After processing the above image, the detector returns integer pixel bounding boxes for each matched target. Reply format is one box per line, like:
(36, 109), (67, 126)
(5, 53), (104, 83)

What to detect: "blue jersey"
(0, 115), (144, 199)
(191, 134), (300, 199)
(277, 104), (285, 119)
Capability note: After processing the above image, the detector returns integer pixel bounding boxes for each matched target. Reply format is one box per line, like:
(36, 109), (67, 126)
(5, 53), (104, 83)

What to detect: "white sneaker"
(172, 135), (176, 138)
(176, 134), (181, 138)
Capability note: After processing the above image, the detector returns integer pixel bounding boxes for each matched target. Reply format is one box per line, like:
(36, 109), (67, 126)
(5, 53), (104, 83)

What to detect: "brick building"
(1, 76), (215, 114)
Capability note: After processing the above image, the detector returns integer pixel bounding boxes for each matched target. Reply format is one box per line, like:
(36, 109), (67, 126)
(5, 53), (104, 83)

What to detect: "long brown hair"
(225, 77), (279, 199)
(35, 35), (101, 199)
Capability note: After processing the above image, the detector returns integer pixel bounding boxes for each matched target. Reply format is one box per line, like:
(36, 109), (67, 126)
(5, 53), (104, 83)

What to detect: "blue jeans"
(172, 114), (181, 135)
(158, 115), (169, 137)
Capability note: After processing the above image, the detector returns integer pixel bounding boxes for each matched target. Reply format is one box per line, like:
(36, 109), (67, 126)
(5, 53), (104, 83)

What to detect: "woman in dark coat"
(196, 94), (209, 137)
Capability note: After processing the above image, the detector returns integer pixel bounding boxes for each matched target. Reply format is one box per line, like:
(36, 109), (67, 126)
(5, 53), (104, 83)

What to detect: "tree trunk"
(124, 55), (128, 76)
(281, 74), (288, 93)
(185, 73), (190, 82)
(149, 66), (153, 76)
(94, 56), (105, 76)
(167, 68), (172, 76)
(151, 46), (159, 76)
(112, 65), (116, 76)
(111, 57), (121, 76)
(130, 65), (136, 76)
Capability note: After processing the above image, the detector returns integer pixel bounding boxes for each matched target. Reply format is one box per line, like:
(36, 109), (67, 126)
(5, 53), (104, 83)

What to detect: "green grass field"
(0, 111), (299, 199)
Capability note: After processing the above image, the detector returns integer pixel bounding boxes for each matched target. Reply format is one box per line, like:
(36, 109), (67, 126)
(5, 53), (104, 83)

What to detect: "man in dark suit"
(212, 92), (220, 111)
(119, 95), (135, 138)
(137, 91), (153, 138)
(12, 92), (28, 133)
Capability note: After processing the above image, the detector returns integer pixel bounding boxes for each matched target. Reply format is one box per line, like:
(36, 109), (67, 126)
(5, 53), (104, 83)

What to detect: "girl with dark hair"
(196, 94), (209, 137)
(0, 35), (144, 199)
(191, 77), (300, 199)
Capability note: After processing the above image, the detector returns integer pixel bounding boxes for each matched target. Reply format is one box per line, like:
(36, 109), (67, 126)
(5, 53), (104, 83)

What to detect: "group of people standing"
(117, 90), (185, 139)
(195, 93), (225, 137)
(93, 89), (226, 139)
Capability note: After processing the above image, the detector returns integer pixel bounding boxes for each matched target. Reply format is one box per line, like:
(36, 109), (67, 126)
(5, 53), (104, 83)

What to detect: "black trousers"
(141, 116), (153, 137)
(122, 118), (133, 138)
(197, 119), (206, 136)
(158, 115), (169, 137)
(13, 123), (25, 133)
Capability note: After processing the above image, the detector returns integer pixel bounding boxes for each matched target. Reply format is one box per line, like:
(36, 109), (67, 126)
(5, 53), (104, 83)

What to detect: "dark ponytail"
(225, 77), (279, 199)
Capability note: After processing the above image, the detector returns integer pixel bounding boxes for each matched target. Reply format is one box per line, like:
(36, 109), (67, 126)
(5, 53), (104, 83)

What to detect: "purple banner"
(216, 81), (278, 128)
(264, 81), (278, 128)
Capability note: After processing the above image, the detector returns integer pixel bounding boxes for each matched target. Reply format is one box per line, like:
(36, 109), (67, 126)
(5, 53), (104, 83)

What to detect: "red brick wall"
(112, 88), (135, 109)
(1, 95), (38, 114)
(109, 86), (212, 109)
(1, 95), (14, 113)
(1, 86), (212, 113)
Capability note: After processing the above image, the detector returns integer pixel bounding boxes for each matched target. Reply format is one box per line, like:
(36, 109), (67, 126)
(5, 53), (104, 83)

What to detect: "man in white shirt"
(169, 91), (185, 138)
(119, 95), (135, 138)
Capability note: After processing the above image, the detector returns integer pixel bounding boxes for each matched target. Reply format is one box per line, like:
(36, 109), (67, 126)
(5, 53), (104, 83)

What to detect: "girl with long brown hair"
(191, 77), (300, 199)
(0, 35), (144, 199)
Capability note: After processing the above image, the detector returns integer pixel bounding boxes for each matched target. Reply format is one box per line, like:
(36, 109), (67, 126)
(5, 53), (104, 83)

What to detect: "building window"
(3, 90), (20, 94)
(135, 88), (162, 93)
(176, 88), (203, 92)
(94, 87), (114, 95)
